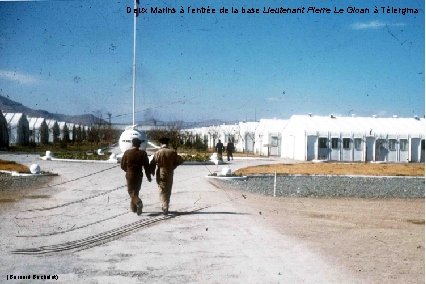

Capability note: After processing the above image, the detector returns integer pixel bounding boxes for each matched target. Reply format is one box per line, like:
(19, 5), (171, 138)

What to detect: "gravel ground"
(0, 173), (54, 192)
(220, 174), (425, 198)
(0, 153), (424, 283)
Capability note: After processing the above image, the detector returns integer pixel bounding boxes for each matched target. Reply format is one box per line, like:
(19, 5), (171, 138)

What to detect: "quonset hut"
(281, 114), (425, 163)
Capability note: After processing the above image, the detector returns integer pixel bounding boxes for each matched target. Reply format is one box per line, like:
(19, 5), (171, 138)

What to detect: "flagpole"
(132, 0), (137, 126)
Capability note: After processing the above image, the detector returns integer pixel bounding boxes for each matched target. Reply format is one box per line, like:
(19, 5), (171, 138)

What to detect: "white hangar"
(281, 114), (425, 163)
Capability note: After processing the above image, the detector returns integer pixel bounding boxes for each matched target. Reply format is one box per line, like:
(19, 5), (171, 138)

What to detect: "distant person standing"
(226, 139), (235, 161)
(120, 138), (152, 215)
(215, 139), (224, 160)
(150, 137), (184, 215)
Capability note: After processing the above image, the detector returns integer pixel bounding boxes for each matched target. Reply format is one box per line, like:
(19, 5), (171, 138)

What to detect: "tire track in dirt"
(12, 205), (209, 255)
(16, 211), (130, 237)
(38, 164), (121, 189)
(26, 185), (126, 212)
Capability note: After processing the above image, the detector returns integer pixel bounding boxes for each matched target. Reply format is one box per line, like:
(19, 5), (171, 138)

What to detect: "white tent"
(4, 113), (29, 145)
(27, 117), (45, 144)
(45, 119), (57, 143)
(58, 121), (68, 141)
(281, 114), (425, 163)
(68, 123), (75, 141)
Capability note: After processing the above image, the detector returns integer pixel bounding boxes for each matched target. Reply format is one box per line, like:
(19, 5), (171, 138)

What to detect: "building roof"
(257, 118), (288, 133)
(58, 121), (67, 129)
(27, 117), (45, 129)
(45, 119), (57, 128)
(284, 115), (425, 137)
(4, 113), (25, 126)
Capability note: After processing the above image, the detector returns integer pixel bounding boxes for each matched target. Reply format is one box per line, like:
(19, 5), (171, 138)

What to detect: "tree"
(39, 120), (49, 145)
(76, 125), (82, 143)
(147, 129), (180, 150)
(207, 126), (220, 150)
(193, 134), (207, 151)
(72, 125), (77, 143)
(17, 115), (30, 146)
(88, 127), (100, 144)
(147, 122), (184, 150)
(52, 121), (60, 143)
(81, 126), (87, 141)
(0, 111), (9, 148)
(62, 124), (70, 143)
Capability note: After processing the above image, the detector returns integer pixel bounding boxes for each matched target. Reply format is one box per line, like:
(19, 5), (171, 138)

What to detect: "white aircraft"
(118, 125), (147, 152)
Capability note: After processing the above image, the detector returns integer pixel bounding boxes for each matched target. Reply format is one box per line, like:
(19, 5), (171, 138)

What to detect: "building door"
(318, 137), (329, 160)
(421, 140), (425, 162)
(365, 137), (375, 161)
(269, 135), (279, 156)
(245, 133), (254, 153)
(411, 138), (421, 162)
(306, 135), (316, 161)
(375, 139), (388, 161)
(330, 137), (340, 161)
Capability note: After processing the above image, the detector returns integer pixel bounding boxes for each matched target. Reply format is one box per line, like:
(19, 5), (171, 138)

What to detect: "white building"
(183, 121), (262, 153)
(235, 121), (259, 153)
(281, 114), (425, 163)
(254, 119), (288, 156)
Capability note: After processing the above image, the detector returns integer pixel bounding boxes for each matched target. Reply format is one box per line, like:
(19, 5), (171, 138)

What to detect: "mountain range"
(0, 95), (230, 128)
(0, 95), (107, 125)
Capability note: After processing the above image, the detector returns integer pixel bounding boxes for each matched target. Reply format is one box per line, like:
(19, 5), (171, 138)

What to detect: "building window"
(319, 138), (328, 149)
(388, 139), (397, 151)
(343, 138), (351, 149)
(331, 138), (339, 149)
(354, 138), (362, 150)
(400, 139), (408, 151)
(270, 136), (278, 147)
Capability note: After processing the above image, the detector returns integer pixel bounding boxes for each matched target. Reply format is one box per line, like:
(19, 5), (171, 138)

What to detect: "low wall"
(217, 175), (425, 198)
(0, 173), (53, 191)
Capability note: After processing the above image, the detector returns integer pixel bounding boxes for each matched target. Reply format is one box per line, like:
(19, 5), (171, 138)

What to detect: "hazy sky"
(0, 0), (424, 124)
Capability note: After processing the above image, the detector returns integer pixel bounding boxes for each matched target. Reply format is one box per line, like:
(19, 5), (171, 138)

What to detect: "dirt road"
(0, 154), (423, 283)
(224, 189), (425, 284)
